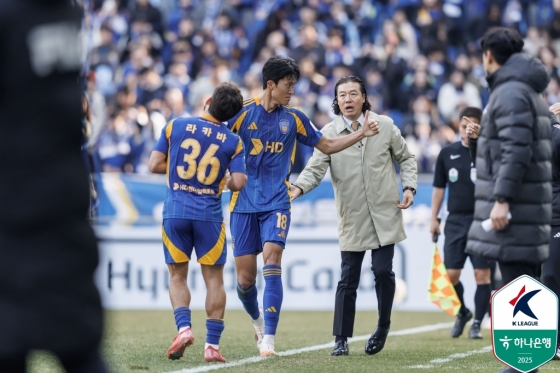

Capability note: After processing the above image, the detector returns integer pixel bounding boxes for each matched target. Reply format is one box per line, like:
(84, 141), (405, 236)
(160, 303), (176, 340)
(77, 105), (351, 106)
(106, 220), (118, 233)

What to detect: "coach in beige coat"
(291, 76), (417, 357)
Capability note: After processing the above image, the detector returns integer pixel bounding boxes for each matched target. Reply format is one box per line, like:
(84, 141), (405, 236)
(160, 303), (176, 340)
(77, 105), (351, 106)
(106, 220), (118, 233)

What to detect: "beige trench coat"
(293, 113), (417, 251)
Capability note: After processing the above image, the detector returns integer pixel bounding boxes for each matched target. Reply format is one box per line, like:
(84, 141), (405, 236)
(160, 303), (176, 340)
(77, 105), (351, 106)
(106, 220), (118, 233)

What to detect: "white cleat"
(252, 309), (264, 350)
(260, 335), (277, 357)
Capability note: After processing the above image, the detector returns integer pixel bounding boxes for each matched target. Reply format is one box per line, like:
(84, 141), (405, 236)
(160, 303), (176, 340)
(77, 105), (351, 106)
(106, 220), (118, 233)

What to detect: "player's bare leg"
(201, 264), (227, 362)
(260, 242), (284, 356)
(236, 254), (258, 289)
(167, 262), (194, 360)
(235, 254), (264, 350)
(169, 262), (191, 309)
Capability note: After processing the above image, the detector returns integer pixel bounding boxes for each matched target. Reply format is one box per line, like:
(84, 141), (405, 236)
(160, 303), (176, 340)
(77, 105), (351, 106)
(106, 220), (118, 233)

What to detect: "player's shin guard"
(206, 319), (225, 346)
(174, 307), (191, 331)
(263, 265), (283, 335)
(237, 283), (260, 320)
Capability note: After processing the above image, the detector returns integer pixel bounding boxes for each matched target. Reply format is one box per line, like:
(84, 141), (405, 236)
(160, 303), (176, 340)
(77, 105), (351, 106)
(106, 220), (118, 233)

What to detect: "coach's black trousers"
(542, 225), (560, 343)
(498, 261), (541, 286)
(333, 244), (395, 338)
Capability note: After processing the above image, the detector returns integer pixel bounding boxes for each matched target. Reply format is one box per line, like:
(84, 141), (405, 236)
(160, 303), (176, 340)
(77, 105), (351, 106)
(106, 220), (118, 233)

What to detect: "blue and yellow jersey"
(227, 96), (322, 212)
(154, 114), (246, 222)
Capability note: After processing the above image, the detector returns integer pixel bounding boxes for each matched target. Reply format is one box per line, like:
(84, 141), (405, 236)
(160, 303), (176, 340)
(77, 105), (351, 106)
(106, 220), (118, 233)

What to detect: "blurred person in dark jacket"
(465, 29), (551, 373)
(0, 1), (107, 372)
(543, 103), (560, 361)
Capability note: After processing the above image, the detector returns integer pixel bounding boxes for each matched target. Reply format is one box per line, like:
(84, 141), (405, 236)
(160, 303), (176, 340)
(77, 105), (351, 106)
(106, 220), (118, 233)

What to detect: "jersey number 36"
(177, 138), (221, 185)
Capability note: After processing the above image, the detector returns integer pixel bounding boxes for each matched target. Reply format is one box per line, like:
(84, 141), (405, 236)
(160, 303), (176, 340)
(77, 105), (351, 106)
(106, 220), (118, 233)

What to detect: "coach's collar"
(334, 115), (349, 134)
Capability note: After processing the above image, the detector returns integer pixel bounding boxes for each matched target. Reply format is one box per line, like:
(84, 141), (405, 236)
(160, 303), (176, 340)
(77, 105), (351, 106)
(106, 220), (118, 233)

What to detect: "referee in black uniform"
(430, 107), (492, 339)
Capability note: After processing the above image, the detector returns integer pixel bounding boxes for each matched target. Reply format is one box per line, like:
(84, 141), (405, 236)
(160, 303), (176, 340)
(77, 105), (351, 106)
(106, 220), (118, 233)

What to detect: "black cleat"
(364, 326), (389, 355)
(451, 309), (472, 338)
(330, 340), (349, 356)
(468, 321), (483, 339)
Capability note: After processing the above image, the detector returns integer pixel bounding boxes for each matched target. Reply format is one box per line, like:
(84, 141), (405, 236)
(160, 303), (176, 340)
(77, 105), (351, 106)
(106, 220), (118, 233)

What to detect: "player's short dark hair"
(262, 56), (300, 90)
(209, 82), (243, 122)
(480, 27), (524, 65)
(460, 107), (482, 122)
(331, 75), (372, 116)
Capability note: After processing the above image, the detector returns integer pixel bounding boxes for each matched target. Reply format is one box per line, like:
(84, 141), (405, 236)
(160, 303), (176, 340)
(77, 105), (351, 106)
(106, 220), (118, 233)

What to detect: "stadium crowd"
(83, 0), (560, 174)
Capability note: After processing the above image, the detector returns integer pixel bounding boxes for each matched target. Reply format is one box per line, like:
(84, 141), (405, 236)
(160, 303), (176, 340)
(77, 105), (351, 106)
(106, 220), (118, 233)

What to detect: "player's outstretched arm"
(148, 151), (167, 174)
(226, 172), (247, 191)
(314, 111), (379, 155)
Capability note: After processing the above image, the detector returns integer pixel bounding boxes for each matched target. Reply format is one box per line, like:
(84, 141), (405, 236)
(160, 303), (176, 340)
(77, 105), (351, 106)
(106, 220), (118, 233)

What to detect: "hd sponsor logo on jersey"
(172, 183), (215, 195)
(279, 119), (290, 134)
(249, 139), (284, 155)
(492, 275), (558, 372)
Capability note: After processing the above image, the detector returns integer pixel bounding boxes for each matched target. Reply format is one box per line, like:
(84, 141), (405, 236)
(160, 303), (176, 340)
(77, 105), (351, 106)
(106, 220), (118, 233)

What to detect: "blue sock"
(263, 265), (283, 335)
(174, 307), (191, 330)
(206, 319), (225, 345)
(237, 282), (260, 320)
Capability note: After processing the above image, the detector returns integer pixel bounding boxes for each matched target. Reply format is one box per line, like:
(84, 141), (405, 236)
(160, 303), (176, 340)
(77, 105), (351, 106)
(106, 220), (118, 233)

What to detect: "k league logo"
(510, 285), (540, 323)
(492, 275), (558, 372)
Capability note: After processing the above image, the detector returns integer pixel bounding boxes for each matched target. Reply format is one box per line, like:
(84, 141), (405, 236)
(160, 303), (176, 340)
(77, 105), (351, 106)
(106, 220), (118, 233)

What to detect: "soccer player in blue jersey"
(148, 82), (248, 363)
(228, 56), (380, 356)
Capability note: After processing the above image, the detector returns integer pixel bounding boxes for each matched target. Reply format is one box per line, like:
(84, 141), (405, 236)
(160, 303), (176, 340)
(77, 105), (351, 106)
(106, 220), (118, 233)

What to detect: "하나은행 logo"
(491, 275), (558, 373)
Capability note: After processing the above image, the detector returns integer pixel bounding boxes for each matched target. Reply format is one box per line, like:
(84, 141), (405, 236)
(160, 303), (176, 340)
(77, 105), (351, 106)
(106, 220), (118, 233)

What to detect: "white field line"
(408, 345), (492, 369)
(166, 322), (455, 373)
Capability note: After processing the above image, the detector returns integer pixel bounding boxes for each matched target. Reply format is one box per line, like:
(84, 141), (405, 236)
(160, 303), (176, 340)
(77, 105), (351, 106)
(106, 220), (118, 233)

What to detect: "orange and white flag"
(429, 244), (461, 316)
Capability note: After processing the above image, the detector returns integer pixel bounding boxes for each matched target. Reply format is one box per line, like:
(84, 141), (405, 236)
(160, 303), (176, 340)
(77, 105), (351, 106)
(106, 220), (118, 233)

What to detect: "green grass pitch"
(26, 310), (560, 372)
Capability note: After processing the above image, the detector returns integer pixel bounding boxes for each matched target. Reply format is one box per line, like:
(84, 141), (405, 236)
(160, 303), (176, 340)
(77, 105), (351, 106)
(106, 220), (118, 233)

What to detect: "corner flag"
(429, 244), (461, 316)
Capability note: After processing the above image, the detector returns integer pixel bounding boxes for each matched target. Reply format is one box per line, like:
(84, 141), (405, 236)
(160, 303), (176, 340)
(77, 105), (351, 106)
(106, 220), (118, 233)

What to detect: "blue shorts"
(162, 218), (227, 265)
(230, 210), (291, 257)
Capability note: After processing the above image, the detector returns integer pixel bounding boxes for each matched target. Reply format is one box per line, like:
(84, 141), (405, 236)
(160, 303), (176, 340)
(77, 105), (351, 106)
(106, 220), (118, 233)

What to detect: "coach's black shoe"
(451, 309), (472, 338)
(468, 321), (482, 339)
(330, 340), (349, 356)
(364, 326), (389, 355)
(497, 367), (538, 373)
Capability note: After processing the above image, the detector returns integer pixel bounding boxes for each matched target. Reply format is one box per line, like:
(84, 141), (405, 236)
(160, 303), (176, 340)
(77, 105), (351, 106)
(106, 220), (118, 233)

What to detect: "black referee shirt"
(433, 141), (475, 214)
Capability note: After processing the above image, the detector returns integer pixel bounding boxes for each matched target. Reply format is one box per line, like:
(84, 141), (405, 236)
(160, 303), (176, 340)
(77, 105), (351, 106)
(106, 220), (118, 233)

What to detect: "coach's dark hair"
(262, 56), (300, 90)
(209, 82), (243, 122)
(460, 107), (482, 122)
(480, 27), (524, 66)
(331, 75), (372, 115)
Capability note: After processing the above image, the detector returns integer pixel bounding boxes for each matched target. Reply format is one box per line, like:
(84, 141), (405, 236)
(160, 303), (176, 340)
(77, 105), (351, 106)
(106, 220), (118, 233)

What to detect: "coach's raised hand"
(362, 110), (379, 137)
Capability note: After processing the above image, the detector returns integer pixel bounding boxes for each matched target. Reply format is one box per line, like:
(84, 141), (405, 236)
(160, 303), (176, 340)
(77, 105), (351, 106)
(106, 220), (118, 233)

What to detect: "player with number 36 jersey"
(155, 115), (245, 223)
(149, 82), (247, 364)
